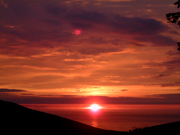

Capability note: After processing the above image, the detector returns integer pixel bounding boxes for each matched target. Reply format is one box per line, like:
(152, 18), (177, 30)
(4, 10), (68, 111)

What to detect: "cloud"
(0, 88), (26, 92)
(65, 9), (174, 48)
(152, 73), (170, 78)
(166, 50), (180, 56)
(0, 0), (8, 8)
(65, 8), (167, 36)
(164, 58), (180, 65)
(135, 34), (176, 46)
(1, 94), (180, 104)
(0, 0), (175, 76)
(111, 15), (166, 35)
(161, 82), (180, 87)
(163, 57), (180, 70)
(71, 22), (92, 29)
(66, 10), (108, 26)
(77, 46), (121, 55)
(21, 93), (34, 96)
(0, 0), (174, 51)
(121, 89), (128, 91)
(46, 4), (68, 17)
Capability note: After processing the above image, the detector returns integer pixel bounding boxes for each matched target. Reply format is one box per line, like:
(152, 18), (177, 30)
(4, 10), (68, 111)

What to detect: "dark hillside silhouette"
(166, 0), (180, 51)
(141, 121), (180, 135)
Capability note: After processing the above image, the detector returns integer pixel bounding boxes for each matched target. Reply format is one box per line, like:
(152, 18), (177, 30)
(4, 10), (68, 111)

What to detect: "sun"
(89, 104), (101, 111)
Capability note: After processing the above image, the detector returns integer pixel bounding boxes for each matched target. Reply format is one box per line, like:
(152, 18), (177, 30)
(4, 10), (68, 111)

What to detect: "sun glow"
(89, 104), (101, 111)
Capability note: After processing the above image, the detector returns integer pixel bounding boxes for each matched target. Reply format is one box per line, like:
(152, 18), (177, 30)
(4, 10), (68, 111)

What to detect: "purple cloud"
(1, 94), (180, 104)
(0, 0), (176, 58)
(161, 82), (180, 87)
(121, 89), (128, 92)
(152, 74), (170, 78)
(0, 88), (26, 92)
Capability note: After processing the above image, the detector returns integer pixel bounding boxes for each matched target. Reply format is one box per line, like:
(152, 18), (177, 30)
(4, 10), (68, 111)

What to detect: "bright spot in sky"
(75, 30), (81, 35)
(89, 104), (101, 111)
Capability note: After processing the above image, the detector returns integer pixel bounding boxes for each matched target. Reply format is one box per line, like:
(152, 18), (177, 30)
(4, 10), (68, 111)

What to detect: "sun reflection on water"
(88, 107), (102, 128)
(92, 119), (98, 127)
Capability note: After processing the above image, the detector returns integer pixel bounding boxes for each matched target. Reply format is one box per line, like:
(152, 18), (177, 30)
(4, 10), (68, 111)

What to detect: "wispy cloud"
(1, 94), (180, 104)
(161, 82), (180, 87)
(0, 88), (26, 92)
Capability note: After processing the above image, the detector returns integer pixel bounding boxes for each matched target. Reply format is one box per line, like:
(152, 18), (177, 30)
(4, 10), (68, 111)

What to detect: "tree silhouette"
(166, 0), (180, 51)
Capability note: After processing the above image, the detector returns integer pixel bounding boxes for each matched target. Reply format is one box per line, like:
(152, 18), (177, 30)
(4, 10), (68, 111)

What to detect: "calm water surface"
(22, 104), (180, 131)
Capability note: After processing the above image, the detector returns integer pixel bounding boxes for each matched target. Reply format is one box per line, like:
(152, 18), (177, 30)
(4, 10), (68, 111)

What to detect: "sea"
(21, 104), (180, 131)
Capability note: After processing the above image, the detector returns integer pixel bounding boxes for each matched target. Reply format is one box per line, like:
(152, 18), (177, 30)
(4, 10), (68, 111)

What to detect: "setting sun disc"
(89, 104), (101, 111)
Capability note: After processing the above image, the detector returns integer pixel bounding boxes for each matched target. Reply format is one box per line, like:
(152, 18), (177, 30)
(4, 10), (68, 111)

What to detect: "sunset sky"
(0, 0), (180, 104)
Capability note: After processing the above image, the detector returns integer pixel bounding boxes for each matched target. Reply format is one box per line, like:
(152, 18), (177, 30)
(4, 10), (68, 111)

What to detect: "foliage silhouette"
(166, 0), (180, 51)
(129, 126), (146, 135)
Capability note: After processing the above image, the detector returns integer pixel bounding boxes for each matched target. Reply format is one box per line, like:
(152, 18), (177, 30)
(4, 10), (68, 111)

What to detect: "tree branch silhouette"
(166, 0), (180, 51)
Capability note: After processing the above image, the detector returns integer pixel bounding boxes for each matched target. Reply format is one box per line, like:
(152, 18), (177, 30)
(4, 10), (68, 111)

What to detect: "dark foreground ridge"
(1, 99), (180, 135)
(0, 99), (128, 135)
(141, 120), (180, 135)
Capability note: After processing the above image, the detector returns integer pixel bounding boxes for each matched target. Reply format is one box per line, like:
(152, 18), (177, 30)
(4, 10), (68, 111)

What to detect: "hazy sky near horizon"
(0, 0), (180, 104)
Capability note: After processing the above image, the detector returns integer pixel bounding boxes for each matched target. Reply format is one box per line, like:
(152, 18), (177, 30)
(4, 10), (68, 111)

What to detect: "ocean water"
(22, 104), (180, 131)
